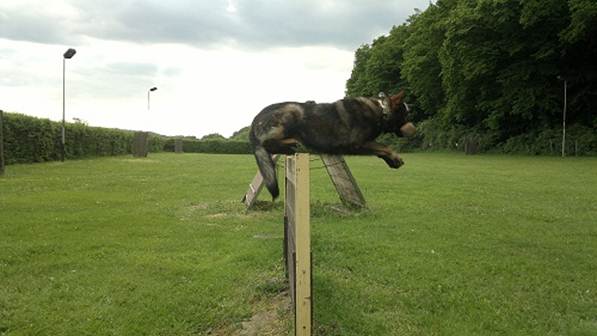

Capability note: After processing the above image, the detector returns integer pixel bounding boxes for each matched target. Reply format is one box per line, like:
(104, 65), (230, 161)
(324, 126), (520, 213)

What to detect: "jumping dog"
(249, 90), (416, 199)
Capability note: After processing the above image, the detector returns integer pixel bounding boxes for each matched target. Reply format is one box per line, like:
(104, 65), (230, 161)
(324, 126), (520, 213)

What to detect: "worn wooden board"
(174, 139), (183, 153)
(132, 132), (149, 157)
(241, 154), (280, 207)
(320, 154), (366, 208)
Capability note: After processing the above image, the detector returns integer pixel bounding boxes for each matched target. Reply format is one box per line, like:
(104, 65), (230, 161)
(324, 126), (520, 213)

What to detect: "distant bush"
(411, 117), (596, 156)
(2, 113), (166, 164)
(229, 126), (250, 141)
(164, 138), (252, 154)
(500, 125), (597, 156)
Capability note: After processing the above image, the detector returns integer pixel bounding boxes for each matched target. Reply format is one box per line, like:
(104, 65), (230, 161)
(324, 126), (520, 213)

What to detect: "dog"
(249, 90), (416, 199)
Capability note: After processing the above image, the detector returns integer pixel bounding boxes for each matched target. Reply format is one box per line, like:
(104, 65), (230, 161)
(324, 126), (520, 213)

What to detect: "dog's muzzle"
(400, 122), (416, 137)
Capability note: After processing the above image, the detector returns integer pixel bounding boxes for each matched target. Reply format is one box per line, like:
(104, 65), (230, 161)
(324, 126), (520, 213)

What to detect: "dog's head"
(379, 90), (416, 137)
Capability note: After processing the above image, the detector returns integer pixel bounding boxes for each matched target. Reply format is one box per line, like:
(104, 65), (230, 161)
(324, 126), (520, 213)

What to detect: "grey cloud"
(1, 0), (429, 49)
(105, 62), (159, 77)
(162, 67), (182, 77)
(0, 8), (80, 45)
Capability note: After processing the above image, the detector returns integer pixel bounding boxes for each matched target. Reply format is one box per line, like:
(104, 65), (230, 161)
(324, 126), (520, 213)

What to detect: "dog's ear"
(378, 92), (391, 112)
(390, 90), (405, 107)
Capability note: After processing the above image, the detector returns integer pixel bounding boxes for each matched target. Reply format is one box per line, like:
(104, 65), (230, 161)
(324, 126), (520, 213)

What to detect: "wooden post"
(174, 139), (183, 153)
(132, 132), (149, 157)
(320, 154), (366, 208)
(284, 154), (312, 336)
(0, 110), (5, 176)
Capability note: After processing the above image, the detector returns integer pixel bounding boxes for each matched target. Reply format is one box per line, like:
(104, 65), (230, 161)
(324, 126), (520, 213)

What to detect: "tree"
(200, 133), (226, 141)
(345, 0), (597, 153)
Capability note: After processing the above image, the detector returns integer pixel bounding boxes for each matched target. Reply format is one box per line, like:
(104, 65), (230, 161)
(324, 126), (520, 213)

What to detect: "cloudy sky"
(1, 0), (429, 138)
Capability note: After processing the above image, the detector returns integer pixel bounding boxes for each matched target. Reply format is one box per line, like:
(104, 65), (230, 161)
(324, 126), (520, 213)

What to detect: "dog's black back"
(295, 98), (385, 153)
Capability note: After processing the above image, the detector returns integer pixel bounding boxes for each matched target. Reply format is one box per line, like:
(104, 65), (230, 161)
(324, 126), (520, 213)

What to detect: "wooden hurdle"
(242, 154), (366, 209)
(284, 153), (312, 336)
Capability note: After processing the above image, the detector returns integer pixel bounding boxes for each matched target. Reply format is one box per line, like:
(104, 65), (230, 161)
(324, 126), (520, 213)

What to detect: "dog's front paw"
(381, 155), (404, 169)
(390, 156), (404, 169)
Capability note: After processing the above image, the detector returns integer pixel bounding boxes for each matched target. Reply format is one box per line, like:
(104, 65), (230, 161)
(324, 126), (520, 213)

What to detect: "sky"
(0, 0), (430, 138)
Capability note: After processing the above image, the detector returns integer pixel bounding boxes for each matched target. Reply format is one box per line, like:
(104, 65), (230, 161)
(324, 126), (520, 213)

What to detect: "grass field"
(1, 153), (596, 335)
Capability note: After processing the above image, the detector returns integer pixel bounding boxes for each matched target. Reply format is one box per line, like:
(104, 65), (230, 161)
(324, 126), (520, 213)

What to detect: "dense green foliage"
(163, 138), (252, 154)
(229, 126), (251, 141)
(1, 153), (596, 335)
(2, 113), (166, 164)
(347, 0), (597, 155)
(199, 133), (227, 141)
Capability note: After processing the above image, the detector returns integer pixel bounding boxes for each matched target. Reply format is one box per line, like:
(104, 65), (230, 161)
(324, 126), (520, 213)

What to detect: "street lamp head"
(63, 48), (77, 59)
(150, 87), (158, 92)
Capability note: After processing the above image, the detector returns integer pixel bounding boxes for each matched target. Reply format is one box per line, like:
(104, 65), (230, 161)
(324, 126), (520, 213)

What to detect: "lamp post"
(557, 76), (567, 157)
(62, 48), (76, 162)
(148, 87), (157, 110)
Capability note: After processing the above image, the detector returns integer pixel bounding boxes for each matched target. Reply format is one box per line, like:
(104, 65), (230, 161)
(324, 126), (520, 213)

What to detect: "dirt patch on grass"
(189, 202), (209, 210)
(209, 291), (290, 336)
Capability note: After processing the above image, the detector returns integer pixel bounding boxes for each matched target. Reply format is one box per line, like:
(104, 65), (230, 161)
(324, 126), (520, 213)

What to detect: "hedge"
(412, 118), (597, 156)
(163, 138), (252, 154)
(2, 113), (167, 164)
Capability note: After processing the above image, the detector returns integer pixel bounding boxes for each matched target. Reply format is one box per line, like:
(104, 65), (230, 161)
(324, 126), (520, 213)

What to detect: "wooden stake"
(293, 154), (311, 336)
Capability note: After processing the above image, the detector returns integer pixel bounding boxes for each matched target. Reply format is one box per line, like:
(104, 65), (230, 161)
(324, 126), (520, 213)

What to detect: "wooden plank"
(174, 139), (183, 153)
(293, 154), (311, 336)
(320, 154), (366, 208)
(241, 154), (280, 208)
(132, 131), (149, 157)
(0, 110), (4, 176)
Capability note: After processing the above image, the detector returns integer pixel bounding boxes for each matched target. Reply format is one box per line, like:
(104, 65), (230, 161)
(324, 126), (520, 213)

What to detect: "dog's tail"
(250, 129), (279, 200)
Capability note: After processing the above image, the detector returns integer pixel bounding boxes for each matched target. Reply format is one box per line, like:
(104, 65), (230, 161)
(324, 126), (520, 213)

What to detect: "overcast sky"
(0, 0), (430, 137)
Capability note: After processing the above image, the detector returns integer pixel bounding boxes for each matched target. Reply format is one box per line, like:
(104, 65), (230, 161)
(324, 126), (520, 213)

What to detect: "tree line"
(346, 0), (596, 155)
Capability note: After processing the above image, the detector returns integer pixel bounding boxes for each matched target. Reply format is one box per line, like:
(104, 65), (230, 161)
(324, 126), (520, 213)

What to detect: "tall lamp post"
(148, 87), (157, 110)
(62, 48), (77, 162)
(557, 76), (567, 157)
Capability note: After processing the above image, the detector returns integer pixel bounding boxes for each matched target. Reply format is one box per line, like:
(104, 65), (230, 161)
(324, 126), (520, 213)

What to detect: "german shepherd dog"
(249, 90), (416, 199)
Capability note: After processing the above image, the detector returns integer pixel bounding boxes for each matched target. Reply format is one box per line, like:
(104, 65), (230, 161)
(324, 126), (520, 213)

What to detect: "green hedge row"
(163, 138), (252, 154)
(1, 113), (167, 164)
(411, 118), (597, 155)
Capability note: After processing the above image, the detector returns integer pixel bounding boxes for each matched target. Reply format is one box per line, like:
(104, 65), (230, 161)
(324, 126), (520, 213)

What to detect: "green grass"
(1, 153), (596, 335)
